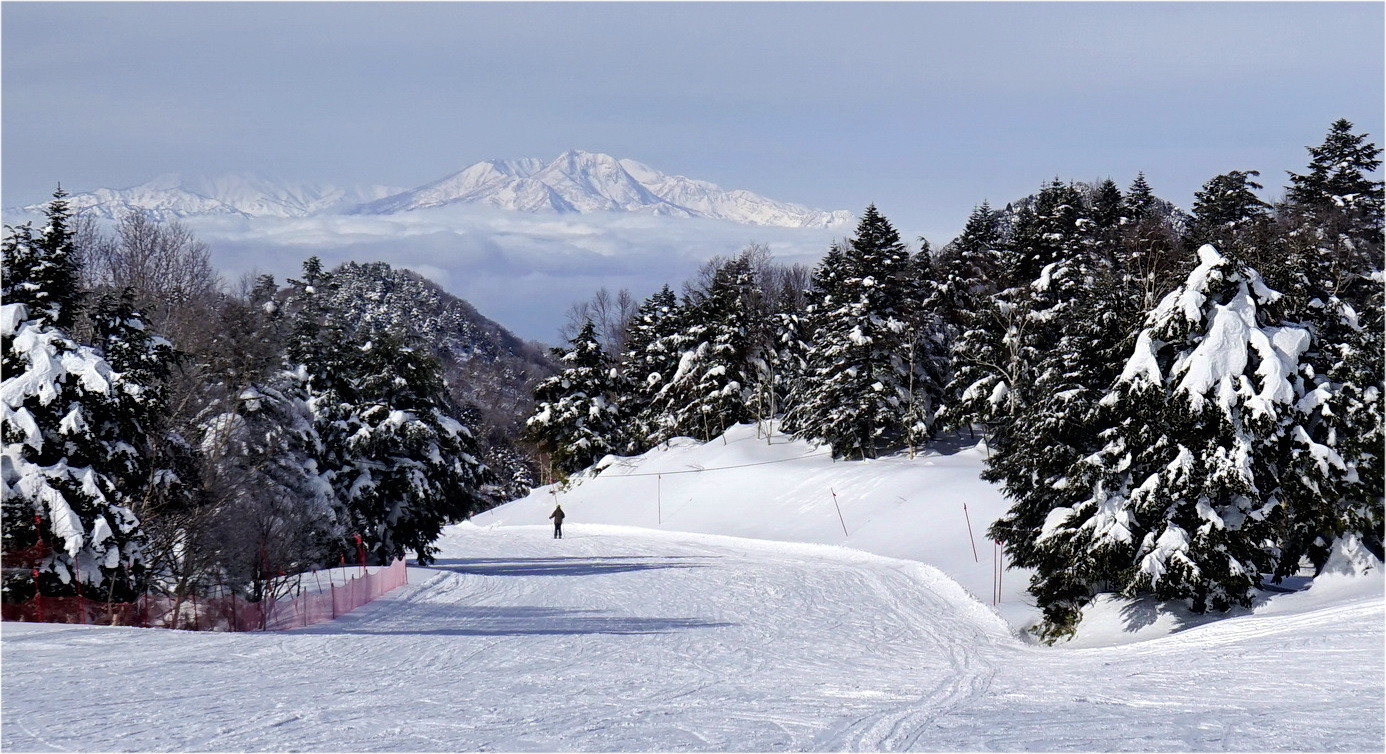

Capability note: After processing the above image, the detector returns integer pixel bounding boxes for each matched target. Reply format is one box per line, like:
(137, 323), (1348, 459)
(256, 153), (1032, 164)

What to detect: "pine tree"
(945, 181), (1092, 438)
(975, 181), (1132, 597)
(1187, 171), (1272, 258)
(3, 188), (82, 331)
(1270, 121), (1385, 573)
(1088, 179), (1126, 235)
(1283, 119), (1384, 313)
(787, 206), (926, 459)
(198, 375), (346, 599)
(619, 285), (684, 451)
(933, 201), (1004, 339)
(1124, 172), (1157, 225)
(526, 320), (631, 477)
(1008, 246), (1317, 639)
(86, 289), (198, 535)
(902, 241), (953, 450)
(646, 256), (763, 443)
(284, 259), (493, 565)
(1286, 119), (1384, 250)
(333, 328), (496, 565)
(1005, 179), (1088, 287)
(2, 200), (149, 601)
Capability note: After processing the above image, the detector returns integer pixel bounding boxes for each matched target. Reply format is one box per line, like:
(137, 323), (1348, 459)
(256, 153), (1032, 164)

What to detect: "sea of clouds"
(182, 205), (845, 345)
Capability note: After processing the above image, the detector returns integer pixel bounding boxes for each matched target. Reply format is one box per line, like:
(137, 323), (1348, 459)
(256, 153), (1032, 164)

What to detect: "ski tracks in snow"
(405, 524), (1011, 752)
(3, 523), (1381, 752)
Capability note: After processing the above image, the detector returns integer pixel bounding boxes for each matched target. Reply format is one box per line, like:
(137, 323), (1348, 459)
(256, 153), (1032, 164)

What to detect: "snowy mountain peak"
(354, 152), (852, 228)
(16, 154), (852, 229)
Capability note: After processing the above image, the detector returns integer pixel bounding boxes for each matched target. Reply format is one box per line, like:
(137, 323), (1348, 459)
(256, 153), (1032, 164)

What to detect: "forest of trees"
(2, 204), (504, 609)
(525, 119), (1383, 639)
(3, 119), (1381, 639)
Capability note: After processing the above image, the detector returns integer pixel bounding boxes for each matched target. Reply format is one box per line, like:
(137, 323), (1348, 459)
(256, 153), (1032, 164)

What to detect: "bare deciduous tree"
(560, 286), (638, 355)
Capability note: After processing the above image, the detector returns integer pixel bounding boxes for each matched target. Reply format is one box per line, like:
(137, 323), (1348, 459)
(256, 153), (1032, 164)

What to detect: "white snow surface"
(3, 423), (1382, 751)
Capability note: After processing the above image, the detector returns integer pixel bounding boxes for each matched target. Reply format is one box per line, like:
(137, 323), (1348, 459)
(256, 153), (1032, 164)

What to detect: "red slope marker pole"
(962, 502), (979, 563)
(830, 488), (849, 538)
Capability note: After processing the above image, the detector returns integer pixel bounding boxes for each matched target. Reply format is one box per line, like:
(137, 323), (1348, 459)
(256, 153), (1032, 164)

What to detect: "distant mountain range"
(20, 151), (853, 229)
(33, 174), (403, 221)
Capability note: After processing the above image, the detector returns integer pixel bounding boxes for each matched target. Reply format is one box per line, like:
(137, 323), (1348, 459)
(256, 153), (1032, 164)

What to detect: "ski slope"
(3, 523), (1382, 751)
(4, 424), (1382, 751)
(481, 423), (1038, 627)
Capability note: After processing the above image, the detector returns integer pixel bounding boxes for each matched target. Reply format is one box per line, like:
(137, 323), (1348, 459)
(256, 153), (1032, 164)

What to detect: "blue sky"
(3, 1), (1383, 340)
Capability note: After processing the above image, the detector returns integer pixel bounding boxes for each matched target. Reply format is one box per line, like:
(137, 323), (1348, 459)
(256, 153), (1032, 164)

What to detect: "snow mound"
(476, 422), (1031, 627)
(477, 421), (1384, 647)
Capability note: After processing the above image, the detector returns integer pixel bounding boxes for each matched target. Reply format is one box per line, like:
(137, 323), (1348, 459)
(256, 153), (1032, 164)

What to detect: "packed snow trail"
(3, 523), (1382, 752)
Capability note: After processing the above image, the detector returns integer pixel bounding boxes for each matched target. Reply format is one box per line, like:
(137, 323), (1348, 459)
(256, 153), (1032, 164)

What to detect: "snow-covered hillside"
(479, 422), (1384, 645)
(480, 422), (1029, 623)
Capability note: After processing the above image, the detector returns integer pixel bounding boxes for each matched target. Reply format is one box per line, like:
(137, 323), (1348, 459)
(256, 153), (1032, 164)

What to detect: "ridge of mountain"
(18, 152), (852, 229)
(27, 174), (403, 222)
(321, 260), (557, 499)
(357, 150), (851, 228)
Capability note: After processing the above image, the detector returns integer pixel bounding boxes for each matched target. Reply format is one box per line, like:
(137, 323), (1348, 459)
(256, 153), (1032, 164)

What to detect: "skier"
(549, 504), (565, 539)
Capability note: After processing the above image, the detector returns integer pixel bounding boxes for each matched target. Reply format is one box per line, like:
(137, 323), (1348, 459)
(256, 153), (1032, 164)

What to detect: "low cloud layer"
(184, 206), (844, 345)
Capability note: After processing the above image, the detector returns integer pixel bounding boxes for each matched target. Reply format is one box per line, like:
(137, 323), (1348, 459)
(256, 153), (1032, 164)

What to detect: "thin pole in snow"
(657, 474), (662, 525)
(830, 487), (849, 538)
(995, 541), (1004, 605)
(962, 502), (979, 563)
(992, 539), (998, 605)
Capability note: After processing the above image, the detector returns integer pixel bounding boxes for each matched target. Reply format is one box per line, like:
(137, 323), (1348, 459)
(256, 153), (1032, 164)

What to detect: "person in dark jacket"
(549, 504), (565, 539)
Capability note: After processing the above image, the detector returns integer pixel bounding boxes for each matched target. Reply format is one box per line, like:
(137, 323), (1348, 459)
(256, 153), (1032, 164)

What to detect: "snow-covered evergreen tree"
(1285, 119), (1383, 264)
(1272, 121), (1385, 573)
(902, 241), (953, 450)
(3, 188), (82, 331)
(945, 181), (1092, 438)
(334, 329), (496, 564)
(525, 320), (630, 477)
(618, 285), (684, 451)
(933, 202), (1004, 341)
(1, 198), (150, 600)
(646, 256), (763, 443)
(1124, 172), (1157, 224)
(285, 260), (494, 565)
(198, 375), (345, 599)
(1006, 246), (1337, 639)
(1188, 171), (1272, 253)
(787, 206), (930, 458)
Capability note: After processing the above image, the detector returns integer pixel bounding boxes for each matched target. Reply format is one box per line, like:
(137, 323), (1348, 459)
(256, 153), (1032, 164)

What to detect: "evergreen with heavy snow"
(286, 259), (496, 565)
(960, 130), (1382, 638)
(197, 376), (346, 600)
(642, 255), (766, 444)
(1273, 120), (1385, 574)
(618, 285), (686, 450)
(944, 180), (1094, 439)
(308, 260), (552, 495)
(525, 320), (631, 478)
(933, 201), (1004, 342)
(1, 194), (153, 600)
(787, 206), (941, 459)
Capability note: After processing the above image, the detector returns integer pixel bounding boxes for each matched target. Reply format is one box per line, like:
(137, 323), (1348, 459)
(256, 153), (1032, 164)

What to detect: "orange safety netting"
(1, 559), (409, 631)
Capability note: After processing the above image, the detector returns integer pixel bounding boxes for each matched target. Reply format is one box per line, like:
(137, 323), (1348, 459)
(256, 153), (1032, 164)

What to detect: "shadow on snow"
(310, 604), (734, 637)
(431, 555), (716, 578)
